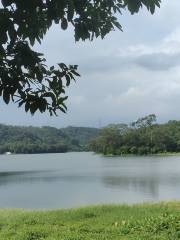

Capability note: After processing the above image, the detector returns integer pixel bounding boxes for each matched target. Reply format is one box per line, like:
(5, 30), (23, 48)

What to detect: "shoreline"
(99, 152), (180, 157)
(1, 151), (180, 156)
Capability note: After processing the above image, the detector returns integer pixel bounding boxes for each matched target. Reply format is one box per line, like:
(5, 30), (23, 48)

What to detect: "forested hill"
(0, 124), (99, 154)
(3, 116), (180, 155)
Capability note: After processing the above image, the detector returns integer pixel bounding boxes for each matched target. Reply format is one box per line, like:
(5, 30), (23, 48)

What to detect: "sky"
(1, 0), (180, 128)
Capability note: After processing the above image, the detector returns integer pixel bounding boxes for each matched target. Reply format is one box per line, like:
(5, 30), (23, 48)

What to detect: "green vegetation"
(0, 0), (160, 115)
(0, 202), (179, 240)
(0, 124), (99, 154)
(90, 115), (180, 155)
(2, 114), (180, 155)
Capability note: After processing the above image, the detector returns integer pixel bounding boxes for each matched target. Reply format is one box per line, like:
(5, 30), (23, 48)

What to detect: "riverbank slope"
(0, 202), (179, 239)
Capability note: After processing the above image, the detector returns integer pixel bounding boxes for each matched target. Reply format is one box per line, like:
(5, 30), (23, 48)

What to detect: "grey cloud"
(134, 53), (180, 71)
(79, 56), (129, 75)
(77, 52), (180, 77)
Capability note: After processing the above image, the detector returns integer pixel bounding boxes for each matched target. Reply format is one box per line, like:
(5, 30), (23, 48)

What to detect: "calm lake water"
(0, 152), (180, 209)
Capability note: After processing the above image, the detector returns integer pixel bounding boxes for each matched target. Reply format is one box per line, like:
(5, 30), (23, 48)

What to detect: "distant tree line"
(0, 125), (99, 154)
(90, 115), (180, 155)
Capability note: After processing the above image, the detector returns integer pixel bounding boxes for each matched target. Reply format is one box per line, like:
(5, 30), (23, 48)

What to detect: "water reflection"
(0, 170), (99, 186)
(102, 175), (180, 198)
(0, 168), (180, 200)
(103, 175), (159, 197)
(0, 153), (180, 208)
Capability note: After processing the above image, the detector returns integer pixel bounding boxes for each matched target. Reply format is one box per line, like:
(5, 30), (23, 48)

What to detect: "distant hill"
(0, 124), (100, 154)
(62, 126), (100, 145)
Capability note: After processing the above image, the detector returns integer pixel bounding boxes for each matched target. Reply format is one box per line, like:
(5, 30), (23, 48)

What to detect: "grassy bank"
(0, 202), (180, 240)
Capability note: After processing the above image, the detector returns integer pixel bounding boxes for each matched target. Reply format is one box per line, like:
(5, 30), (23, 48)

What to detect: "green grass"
(0, 202), (180, 240)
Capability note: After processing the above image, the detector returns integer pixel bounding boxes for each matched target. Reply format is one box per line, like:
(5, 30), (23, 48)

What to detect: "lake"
(0, 152), (180, 209)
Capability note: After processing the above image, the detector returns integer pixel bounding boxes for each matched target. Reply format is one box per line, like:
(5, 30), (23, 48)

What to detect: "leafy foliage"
(131, 114), (156, 128)
(0, 0), (161, 115)
(90, 115), (180, 155)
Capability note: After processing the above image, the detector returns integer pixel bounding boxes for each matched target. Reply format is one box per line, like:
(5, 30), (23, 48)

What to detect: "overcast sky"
(1, 0), (180, 127)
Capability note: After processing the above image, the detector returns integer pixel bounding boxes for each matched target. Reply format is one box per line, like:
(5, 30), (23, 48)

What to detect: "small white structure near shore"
(5, 152), (12, 155)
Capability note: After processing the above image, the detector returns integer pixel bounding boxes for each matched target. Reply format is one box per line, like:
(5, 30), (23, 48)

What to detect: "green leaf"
(25, 102), (30, 112)
(59, 107), (66, 113)
(30, 102), (39, 115)
(65, 74), (71, 86)
(18, 100), (26, 108)
(67, 0), (74, 21)
(61, 18), (68, 30)
(71, 70), (80, 77)
(3, 89), (10, 104)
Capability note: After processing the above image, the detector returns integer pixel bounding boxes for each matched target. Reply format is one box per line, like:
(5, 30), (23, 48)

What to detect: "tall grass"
(0, 202), (179, 239)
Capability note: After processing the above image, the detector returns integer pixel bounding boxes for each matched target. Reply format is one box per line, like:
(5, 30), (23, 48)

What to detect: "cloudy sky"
(1, 0), (180, 127)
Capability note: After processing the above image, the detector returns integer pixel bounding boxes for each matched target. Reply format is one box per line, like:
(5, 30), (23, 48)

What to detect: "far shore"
(99, 152), (180, 157)
(2, 151), (180, 156)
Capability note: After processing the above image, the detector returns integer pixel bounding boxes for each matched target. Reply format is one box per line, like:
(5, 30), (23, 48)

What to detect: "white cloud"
(118, 28), (180, 57)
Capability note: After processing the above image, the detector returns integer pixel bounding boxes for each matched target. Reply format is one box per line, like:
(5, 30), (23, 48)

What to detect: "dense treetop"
(0, 0), (161, 115)
(90, 115), (180, 155)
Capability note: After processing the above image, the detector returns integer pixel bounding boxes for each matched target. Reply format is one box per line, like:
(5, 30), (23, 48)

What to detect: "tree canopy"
(90, 115), (180, 155)
(0, 0), (161, 115)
